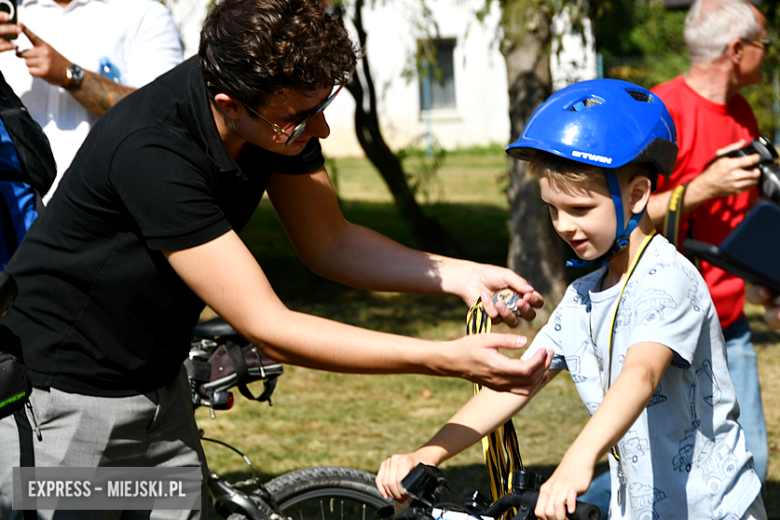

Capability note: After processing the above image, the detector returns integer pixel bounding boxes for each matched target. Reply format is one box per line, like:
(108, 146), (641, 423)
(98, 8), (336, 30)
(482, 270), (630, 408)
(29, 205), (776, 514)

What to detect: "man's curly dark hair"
(199, 0), (357, 108)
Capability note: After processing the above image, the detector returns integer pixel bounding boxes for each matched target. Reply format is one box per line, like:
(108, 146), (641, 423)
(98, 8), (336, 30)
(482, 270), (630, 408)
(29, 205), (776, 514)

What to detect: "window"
(419, 39), (456, 111)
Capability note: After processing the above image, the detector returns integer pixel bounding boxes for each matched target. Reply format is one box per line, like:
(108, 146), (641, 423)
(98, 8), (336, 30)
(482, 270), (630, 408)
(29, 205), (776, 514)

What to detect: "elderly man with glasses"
(581, 1), (770, 516)
(0, 1), (554, 518)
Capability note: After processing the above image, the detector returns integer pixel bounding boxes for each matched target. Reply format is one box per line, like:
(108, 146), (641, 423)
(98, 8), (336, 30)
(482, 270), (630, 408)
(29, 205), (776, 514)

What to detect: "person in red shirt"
(580, 2), (769, 516)
(647, 0), (768, 484)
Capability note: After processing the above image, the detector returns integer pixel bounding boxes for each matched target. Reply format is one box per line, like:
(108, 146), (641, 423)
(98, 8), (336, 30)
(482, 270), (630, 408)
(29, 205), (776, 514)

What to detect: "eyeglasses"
(740, 37), (773, 52)
(244, 83), (345, 146)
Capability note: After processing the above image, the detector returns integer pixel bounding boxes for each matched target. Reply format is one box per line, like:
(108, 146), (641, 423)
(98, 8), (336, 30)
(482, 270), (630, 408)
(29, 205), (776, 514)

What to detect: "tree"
(498, 1), (570, 306)
(332, 0), (464, 257)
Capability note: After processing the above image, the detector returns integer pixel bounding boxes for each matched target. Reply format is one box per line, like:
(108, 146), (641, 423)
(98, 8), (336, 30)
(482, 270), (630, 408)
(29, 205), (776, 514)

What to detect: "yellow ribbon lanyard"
(467, 298), (523, 513)
(663, 183), (699, 269)
(591, 230), (657, 464)
(662, 184), (686, 249)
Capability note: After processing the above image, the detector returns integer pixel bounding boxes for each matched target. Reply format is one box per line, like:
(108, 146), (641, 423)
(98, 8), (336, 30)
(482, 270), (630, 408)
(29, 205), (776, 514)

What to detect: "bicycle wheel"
(257, 466), (389, 520)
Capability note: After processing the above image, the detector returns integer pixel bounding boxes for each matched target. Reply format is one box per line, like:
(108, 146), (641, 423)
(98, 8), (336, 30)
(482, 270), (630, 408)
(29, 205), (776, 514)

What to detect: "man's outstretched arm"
(266, 167), (545, 325)
(164, 230), (552, 394)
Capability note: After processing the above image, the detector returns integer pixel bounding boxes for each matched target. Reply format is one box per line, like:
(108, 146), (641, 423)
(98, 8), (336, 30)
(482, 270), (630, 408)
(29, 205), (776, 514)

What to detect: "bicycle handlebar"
(385, 464), (601, 520)
(482, 489), (599, 520)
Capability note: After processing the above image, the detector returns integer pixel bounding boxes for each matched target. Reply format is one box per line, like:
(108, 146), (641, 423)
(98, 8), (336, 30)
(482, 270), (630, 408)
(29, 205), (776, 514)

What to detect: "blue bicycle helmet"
(506, 78), (678, 267)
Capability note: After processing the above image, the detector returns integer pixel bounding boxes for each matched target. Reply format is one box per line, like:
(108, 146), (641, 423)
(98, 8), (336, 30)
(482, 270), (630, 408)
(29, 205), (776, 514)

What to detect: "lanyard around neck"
(591, 230), (657, 464)
(590, 230), (657, 393)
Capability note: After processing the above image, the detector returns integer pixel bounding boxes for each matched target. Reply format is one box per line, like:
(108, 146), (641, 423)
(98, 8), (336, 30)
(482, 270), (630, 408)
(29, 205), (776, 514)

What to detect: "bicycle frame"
(189, 318), (286, 519)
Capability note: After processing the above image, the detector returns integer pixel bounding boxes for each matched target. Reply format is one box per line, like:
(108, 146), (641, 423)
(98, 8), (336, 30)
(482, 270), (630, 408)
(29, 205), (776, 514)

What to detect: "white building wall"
(167, 0), (206, 59)
(550, 7), (598, 92)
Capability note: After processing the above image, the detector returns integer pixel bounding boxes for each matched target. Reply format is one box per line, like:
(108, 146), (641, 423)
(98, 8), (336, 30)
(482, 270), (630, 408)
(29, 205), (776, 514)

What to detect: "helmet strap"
(566, 168), (646, 268)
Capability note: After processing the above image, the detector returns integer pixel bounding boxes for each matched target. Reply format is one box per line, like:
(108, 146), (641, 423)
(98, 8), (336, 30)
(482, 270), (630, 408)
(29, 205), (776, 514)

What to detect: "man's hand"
(15, 24), (72, 88)
(455, 264), (544, 326)
(746, 285), (780, 329)
(535, 452), (594, 520)
(648, 139), (763, 227)
(13, 23), (133, 116)
(0, 13), (20, 51)
(445, 334), (552, 394)
(693, 140), (761, 200)
(376, 453), (431, 501)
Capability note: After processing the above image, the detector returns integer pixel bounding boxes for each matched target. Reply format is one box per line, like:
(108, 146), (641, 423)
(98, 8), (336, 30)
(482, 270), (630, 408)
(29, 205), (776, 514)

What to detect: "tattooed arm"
(65, 71), (135, 117)
(15, 23), (134, 117)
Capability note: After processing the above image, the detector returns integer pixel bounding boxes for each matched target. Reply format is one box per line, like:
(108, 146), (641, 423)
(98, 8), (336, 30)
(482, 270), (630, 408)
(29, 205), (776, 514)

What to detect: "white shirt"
(0, 0), (183, 201)
(523, 235), (762, 520)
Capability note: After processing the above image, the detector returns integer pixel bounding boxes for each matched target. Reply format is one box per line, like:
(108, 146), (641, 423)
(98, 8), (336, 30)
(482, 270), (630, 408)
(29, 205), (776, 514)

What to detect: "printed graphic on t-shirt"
(647, 384), (667, 407)
(628, 482), (666, 520)
(698, 440), (740, 495)
(621, 430), (650, 464)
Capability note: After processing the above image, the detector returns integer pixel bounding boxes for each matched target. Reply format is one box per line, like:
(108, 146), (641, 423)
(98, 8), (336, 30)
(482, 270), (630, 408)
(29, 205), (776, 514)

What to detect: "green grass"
(198, 153), (780, 518)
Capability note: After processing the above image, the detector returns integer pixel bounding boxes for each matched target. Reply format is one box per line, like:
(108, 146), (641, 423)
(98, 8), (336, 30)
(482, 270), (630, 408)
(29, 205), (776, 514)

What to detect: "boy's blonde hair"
(528, 151), (656, 188)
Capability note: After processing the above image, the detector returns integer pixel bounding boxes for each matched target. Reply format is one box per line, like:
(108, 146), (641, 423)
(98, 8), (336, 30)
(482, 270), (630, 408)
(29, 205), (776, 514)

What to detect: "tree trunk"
(502, 5), (569, 309)
(342, 0), (464, 257)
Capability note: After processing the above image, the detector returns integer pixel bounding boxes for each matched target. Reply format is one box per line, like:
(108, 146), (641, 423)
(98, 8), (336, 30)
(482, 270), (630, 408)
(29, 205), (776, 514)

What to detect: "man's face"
(738, 4), (768, 87)
(240, 87), (334, 157)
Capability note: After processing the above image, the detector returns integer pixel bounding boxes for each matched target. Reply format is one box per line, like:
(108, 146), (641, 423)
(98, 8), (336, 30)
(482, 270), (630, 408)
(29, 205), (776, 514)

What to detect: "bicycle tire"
(239, 466), (390, 520)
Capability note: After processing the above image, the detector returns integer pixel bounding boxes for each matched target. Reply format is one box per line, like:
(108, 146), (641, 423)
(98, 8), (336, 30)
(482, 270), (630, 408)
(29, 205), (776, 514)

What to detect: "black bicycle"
(379, 463), (601, 520)
(186, 317), (390, 520)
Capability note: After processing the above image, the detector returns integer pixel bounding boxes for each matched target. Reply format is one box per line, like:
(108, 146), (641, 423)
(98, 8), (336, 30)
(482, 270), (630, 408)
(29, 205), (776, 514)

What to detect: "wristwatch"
(64, 64), (85, 90)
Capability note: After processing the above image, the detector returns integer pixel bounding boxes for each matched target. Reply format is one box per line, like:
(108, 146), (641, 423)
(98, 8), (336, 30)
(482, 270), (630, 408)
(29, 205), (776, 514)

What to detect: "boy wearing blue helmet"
(375, 79), (765, 520)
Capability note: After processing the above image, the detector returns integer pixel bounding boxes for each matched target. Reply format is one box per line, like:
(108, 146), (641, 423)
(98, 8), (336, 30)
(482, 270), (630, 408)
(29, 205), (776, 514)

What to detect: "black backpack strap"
(13, 407), (34, 466)
(0, 71), (56, 196)
(13, 406), (38, 520)
(0, 188), (18, 258)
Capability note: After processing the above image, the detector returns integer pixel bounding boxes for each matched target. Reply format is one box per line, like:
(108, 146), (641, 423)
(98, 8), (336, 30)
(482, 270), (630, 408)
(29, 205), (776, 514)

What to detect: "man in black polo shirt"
(0, 0), (553, 517)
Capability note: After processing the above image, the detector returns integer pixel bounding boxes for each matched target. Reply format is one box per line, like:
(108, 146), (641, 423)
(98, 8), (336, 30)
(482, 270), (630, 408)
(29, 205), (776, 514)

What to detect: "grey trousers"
(0, 368), (207, 520)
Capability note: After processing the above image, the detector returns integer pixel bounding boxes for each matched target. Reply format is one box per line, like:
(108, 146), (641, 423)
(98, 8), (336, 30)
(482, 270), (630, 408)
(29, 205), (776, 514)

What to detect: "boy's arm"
(534, 342), (673, 520)
(376, 370), (560, 501)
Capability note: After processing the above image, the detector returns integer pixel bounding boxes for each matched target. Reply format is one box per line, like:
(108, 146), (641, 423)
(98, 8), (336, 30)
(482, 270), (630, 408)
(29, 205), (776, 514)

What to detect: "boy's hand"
(535, 454), (594, 520)
(376, 453), (430, 502)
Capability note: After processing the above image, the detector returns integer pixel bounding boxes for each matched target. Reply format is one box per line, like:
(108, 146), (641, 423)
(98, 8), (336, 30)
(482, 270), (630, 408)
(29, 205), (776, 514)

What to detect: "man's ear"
(726, 38), (744, 63)
(627, 175), (652, 213)
(213, 93), (243, 120)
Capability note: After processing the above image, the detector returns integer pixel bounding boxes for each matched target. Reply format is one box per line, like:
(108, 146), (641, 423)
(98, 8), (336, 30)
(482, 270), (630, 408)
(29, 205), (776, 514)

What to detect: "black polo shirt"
(3, 57), (324, 396)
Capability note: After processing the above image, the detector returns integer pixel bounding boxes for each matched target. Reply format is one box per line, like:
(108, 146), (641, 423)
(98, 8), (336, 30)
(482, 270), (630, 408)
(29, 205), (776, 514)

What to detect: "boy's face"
(539, 174), (619, 261)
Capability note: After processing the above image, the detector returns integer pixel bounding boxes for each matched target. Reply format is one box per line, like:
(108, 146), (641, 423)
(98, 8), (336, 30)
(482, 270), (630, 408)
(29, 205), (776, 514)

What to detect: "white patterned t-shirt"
(523, 234), (761, 520)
